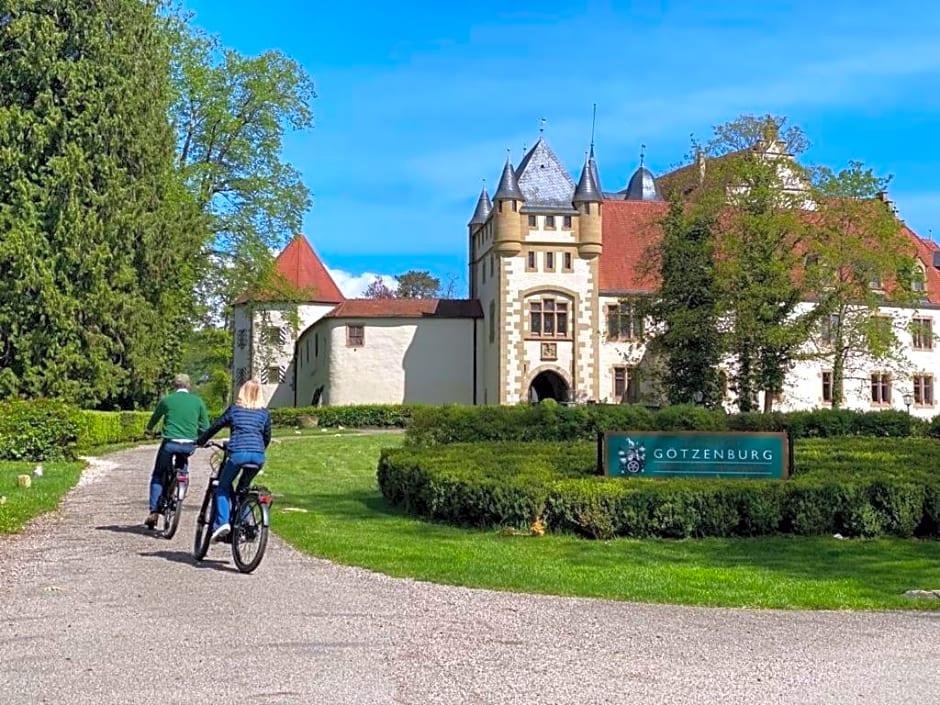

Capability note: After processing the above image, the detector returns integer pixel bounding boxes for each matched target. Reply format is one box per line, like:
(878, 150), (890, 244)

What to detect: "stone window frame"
(545, 215), (556, 230)
(913, 374), (934, 406)
(821, 370), (834, 404)
(912, 316), (933, 351)
(562, 251), (573, 272)
(606, 302), (644, 341)
(612, 365), (640, 403)
(526, 250), (537, 273)
(527, 296), (570, 339)
(544, 251), (555, 272)
(870, 371), (891, 406)
(563, 215), (572, 229)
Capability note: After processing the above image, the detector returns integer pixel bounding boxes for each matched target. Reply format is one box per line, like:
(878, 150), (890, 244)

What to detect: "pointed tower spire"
(468, 181), (492, 227)
(573, 151), (603, 203)
(494, 153), (523, 201)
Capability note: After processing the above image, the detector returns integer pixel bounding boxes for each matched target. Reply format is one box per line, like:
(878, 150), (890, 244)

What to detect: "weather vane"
(539, 117), (547, 135)
(640, 143), (646, 167)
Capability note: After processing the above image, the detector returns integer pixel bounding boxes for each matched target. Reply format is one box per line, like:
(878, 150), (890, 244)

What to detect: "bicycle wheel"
(160, 479), (182, 540)
(193, 491), (214, 560)
(231, 498), (268, 574)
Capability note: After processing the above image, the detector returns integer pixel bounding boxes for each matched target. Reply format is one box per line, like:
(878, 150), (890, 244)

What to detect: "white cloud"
(328, 269), (397, 298)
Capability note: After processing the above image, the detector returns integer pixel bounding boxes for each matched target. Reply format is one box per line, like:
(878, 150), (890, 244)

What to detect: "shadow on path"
(138, 549), (237, 573)
(96, 524), (155, 537)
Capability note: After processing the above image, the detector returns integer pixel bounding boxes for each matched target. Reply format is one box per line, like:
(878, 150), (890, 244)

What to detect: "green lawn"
(264, 433), (940, 610)
(0, 461), (85, 534)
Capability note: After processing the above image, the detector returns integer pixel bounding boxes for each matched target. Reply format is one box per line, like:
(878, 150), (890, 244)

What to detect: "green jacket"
(147, 390), (210, 441)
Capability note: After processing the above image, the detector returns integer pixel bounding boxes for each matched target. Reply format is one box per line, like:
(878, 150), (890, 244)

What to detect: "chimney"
(875, 190), (898, 215)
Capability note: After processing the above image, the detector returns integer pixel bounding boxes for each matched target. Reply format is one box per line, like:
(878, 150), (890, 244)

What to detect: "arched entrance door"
(528, 370), (570, 403)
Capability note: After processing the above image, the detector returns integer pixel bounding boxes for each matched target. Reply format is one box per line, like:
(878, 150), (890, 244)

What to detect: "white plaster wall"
(250, 302), (337, 407)
(523, 216), (577, 245)
(325, 318), (475, 405)
(295, 323), (331, 407)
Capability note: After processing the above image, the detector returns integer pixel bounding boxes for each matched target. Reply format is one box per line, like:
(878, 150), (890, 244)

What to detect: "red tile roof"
(597, 199), (940, 302)
(598, 200), (669, 293)
(235, 235), (345, 304)
(323, 298), (483, 319)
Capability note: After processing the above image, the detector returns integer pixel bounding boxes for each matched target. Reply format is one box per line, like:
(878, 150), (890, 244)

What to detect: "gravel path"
(1, 445), (938, 704)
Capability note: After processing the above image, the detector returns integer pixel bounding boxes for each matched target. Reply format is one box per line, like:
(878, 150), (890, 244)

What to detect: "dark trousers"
(149, 440), (195, 512)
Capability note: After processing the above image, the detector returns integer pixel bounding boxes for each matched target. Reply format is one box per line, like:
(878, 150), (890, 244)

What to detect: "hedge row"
(0, 401), (153, 461)
(269, 404), (418, 429)
(405, 403), (933, 446)
(377, 438), (940, 539)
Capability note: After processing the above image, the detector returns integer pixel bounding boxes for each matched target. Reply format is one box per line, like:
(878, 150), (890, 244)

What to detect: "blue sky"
(181, 0), (940, 297)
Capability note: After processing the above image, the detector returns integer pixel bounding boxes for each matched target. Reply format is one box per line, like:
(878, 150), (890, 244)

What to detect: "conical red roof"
(235, 235), (345, 304)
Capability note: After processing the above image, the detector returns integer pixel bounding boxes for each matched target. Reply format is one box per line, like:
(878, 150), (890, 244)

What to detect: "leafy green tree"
(641, 198), (724, 407)
(802, 163), (919, 408)
(395, 270), (441, 299)
(703, 116), (819, 412)
(0, 0), (203, 407)
(164, 7), (316, 325)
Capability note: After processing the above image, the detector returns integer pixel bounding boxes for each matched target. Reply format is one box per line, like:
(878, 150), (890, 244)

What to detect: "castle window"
(563, 215), (572, 229)
(527, 251), (536, 272)
(563, 252), (573, 272)
(912, 317), (933, 350)
(613, 366), (640, 403)
(914, 374), (934, 405)
(236, 329), (248, 350)
(347, 324), (364, 347)
(820, 314), (840, 346)
(511, 200), (517, 212)
(314, 333), (319, 357)
(545, 252), (555, 271)
(607, 303), (644, 341)
(261, 325), (287, 347)
(545, 215), (556, 229)
(489, 254), (494, 276)
(529, 298), (568, 338)
(822, 371), (833, 403)
(870, 372), (891, 405)
(528, 215), (537, 228)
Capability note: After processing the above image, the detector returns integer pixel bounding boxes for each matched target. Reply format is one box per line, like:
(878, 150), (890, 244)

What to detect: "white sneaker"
(211, 524), (231, 542)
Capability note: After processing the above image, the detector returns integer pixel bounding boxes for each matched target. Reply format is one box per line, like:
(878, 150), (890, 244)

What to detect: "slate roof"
(493, 157), (523, 201)
(469, 187), (492, 227)
(323, 298), (483, 319)
(235, 234), (345, 304)
(515, 138), (577, 211)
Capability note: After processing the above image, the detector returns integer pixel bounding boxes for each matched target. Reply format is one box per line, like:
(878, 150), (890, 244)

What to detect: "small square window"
(545, 215), (555, 229)
(347, 324), (364, 347)
(563, 215), (572, 228)
(528, 215), (537, 228)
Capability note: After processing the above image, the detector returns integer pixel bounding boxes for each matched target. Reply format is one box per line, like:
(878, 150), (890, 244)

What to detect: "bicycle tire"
(193, 492), (214, 560)
(160, 479), (182, 540)
(231, 497), (268, 574)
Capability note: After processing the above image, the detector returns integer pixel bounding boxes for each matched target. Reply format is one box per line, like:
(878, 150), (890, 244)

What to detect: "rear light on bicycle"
(177, 473), (189, 500)
(258, 494), (273, 505)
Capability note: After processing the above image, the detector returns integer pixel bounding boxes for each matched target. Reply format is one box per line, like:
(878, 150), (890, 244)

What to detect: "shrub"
(378, 437), (940, 540)
(0, 400), (79, 461)
(270, 404), (417, 429)
(72, 410), (150, 450)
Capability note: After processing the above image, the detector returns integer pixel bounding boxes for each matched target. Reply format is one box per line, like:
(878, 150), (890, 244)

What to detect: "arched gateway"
(528, 370), (570, 403)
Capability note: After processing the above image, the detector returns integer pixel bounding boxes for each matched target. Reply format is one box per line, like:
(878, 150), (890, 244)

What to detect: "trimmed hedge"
(72, 410), (151, 450)
(377, 438), (940, 539)
(269, 404), (418, 429)
(405, 404), (929, 446)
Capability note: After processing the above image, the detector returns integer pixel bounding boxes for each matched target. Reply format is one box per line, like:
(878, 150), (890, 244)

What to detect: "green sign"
(601, 431), (790, 480)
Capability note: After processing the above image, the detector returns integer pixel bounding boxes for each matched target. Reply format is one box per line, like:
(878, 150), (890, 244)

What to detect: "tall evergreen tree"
(0, 0), (204, 407)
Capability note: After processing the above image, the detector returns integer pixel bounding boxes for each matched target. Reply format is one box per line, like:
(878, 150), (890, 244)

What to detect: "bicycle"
(193, 441), (273, 573)
(152, 444), (194, 540)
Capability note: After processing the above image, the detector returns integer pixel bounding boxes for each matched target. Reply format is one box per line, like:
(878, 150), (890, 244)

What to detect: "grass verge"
(265, 433), (940, 610)
(0, 461), (85, 534)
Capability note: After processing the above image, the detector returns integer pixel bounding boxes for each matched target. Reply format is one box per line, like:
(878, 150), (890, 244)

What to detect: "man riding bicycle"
(145, 373), (210, 529)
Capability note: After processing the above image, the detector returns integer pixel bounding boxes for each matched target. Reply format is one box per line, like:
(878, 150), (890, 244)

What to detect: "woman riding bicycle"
(196, 378), (272, 542)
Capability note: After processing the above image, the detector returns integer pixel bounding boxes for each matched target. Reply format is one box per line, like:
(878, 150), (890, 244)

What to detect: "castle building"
(234, 132), (940, 416)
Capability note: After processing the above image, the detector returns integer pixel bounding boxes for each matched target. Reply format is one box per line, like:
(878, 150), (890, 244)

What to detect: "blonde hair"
(235, 379), (266, 409)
